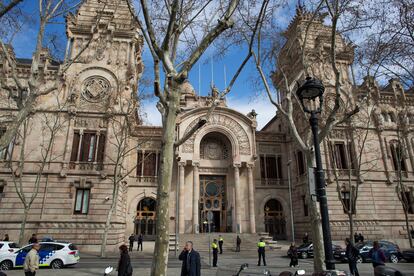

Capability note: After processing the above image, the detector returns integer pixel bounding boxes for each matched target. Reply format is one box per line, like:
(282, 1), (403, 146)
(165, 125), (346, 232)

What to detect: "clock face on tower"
(81, 76), (111, 103)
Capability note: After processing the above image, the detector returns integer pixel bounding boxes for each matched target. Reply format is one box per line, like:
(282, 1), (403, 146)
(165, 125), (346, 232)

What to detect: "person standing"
(257, 238), (267, 266)
(369, 241), (386, 268)
(117, 244), (133, 276)
(358, 233), (364, 243)
(137, 233), (143, 251)
(302, 233), (309, 244)
(345, 238), (360, 276)
(354, 232), (359, 244)
(128, 234), (135, 252)
(218, 235), (224, 254)
(23, 243), (40, 276)
(28, 234), (38, 244)
(212, 239), (218, 267)
(179, 241), (201, 276)
(288, 243), (298, 268)
(236, 235), (241, 252)
(3, 234), (9, 241)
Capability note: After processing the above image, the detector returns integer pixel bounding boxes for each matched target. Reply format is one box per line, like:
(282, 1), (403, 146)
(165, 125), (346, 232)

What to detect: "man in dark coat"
(179, 241), (201, 276)
(345, 238), (360, 276)
(128, 234), (134, 251)
(28, 234), (38, 244)
(117, 244), (132, 276)
(137, 233), (143, 251)
(236, 235), (241, 252)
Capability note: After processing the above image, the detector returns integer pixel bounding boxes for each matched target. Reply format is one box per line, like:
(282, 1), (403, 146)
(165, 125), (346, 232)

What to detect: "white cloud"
(141, 99), (162, 126)
(227, 95), (276, 130)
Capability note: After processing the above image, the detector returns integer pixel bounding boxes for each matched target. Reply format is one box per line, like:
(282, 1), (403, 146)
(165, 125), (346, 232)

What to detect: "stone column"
(247, 164), (256, 233)
(233, 164), (242, 233)
(178, 162), (185, 233)
(192, 162), (200, 233)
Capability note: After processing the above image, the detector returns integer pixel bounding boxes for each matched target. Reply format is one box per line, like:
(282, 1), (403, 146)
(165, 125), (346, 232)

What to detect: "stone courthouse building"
(1, 0), (414, 251)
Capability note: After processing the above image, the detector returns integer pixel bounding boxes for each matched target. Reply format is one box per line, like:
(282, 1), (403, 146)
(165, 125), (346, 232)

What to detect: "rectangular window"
(390, 142), (407, 172)
(329, 142), (355, 170)
(0, 128), (13, 160)
(74, 189), (90, 214)
(70, 131), (106, 163)
(296, 151), (305, 175)
(260, 155), (283, 181)
(137, 151), (159, 177)
(302, 195), (309, 217)
(400, 191), (414, 214)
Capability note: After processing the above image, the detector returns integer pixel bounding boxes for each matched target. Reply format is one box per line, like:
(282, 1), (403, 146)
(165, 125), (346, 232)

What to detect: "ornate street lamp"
(296, 76), (335, 270)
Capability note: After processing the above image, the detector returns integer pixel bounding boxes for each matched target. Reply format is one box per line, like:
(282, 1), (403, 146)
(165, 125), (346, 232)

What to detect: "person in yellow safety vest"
(218, 235), (224, 254)
(212, 239), (218, 267)
(257, 238), (267, 266)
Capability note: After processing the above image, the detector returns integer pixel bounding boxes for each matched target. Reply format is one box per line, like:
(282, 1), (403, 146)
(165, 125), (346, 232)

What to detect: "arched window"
(389, 140), (406, 172)
(200, 132), (231, 160)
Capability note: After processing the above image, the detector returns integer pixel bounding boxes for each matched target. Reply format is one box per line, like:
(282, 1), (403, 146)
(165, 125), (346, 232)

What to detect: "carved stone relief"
(81, 76), (111, 103)
(182, 114), (251, 155)
(258, 144), (281, 154)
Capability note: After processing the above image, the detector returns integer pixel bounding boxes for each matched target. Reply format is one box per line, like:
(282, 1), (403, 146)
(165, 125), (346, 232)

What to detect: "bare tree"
(99, 92), (151, 257)
(0, 0), (25, 19)
(329, 100), (381, 243)
(8, 94), (67, 245)
(249, 1), (363, 272)
(126, 0), (270, 274)
(0, 0), (98, 152)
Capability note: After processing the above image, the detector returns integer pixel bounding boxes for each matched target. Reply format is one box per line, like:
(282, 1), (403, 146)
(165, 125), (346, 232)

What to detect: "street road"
(2, 249), (414, 275)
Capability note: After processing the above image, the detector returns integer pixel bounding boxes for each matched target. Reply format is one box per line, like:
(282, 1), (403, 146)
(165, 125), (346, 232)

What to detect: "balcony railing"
(261, 178), (285, 186)
(69, 162), (104, 171)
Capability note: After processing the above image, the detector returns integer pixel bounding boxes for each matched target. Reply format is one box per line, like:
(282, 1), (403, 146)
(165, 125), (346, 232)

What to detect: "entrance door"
(264, 199), (286, 240)
(135, 197), (156, 240)
(199, 175), (227, 232)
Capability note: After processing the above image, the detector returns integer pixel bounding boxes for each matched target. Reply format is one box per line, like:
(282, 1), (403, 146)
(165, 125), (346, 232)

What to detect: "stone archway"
(264, 199), (287, 240)
(135, 197), (156, 240)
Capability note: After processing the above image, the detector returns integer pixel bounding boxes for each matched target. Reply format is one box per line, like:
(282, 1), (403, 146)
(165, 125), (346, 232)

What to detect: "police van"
(0, 241), (80, 270)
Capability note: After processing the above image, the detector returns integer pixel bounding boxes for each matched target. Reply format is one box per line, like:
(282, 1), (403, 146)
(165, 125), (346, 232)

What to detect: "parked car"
(402, 248), (414, 262)
(0, 241), (79, 270)
(356, 241), (402, 263)
(292, 243), (343, 259)
(0, 242), (20, 254)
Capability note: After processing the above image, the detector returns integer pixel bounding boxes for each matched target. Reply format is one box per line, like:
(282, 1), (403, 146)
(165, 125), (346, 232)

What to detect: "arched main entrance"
(264, 199), (286, 240)
(199, 132), (232, 233)
(135, 197), (156, 239)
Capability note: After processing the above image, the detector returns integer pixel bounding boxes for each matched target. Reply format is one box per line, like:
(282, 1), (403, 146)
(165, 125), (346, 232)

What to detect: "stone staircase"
(168, 232), (281, 252)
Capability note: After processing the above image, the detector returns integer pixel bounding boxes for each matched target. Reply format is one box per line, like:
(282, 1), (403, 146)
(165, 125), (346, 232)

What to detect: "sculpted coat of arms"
(81, 76), (111, 103)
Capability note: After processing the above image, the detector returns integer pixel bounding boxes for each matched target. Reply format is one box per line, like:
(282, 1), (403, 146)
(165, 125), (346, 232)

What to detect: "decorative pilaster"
(233, 163), (242, 233)
(178, 162), (186, 233)
(192, 161), (200, 233)
(247, 163), (256, 233)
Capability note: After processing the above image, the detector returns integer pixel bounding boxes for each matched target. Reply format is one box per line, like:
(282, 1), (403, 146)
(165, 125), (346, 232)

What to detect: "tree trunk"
(151, 92), (179, 276)
(19, 206), (29, 245)
(100, 183), (120, 257)
(306, 155), (325, 272)
(403, 206), (413, 248)
(349, 213), (354, 244)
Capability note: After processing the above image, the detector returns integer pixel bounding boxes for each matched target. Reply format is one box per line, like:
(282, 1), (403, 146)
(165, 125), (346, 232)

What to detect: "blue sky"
(9, 0), (298, 129)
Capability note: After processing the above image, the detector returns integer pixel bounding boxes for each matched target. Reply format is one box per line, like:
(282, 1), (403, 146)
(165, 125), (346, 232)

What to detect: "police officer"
(218, 235), (224, 254)
(212, 239), (218, 267)
(257, 238), (266, 266)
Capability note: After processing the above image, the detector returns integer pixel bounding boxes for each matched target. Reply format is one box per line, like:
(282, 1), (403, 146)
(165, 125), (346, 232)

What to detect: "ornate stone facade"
(0, 2), (413, 253)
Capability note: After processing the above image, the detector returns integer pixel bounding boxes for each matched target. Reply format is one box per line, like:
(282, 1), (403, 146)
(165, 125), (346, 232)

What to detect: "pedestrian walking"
(128, 234), (134, 251)
(23, 243), (40, 276)
(369, 241), (386, 268)
(236, 235), (241, 252)
(212, 239), (218, 267)
(218, 235), (224, 254)
(354, 232), (359, 244)
(257, 238), (266, 266)
(3, 234), (9, 241)
(137, 233), (143, 251)
(117, 244), (133, 276)
(345, 238), (360, 276)
(302, 232), (309, 244)
(28, 234), (38, 244)
(288, 243), (298, 268)
(179, 241), (201, 276)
